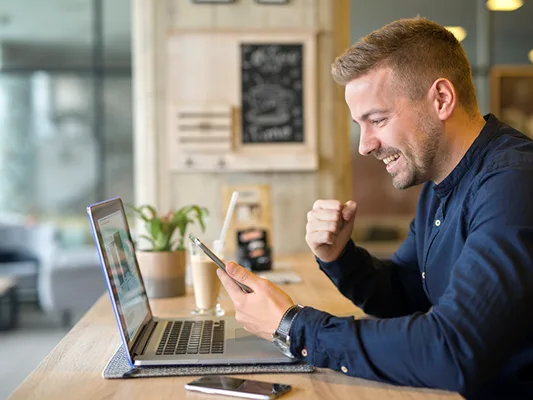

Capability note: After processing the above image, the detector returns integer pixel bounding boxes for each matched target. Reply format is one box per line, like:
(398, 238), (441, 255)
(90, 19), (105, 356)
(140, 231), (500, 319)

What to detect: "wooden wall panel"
(134, 0), (350, 254)
(330, 0), (352, 203)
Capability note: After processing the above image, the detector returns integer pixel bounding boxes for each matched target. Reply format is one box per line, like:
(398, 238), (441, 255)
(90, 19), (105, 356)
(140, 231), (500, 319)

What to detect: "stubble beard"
(391, 116), (442, 190)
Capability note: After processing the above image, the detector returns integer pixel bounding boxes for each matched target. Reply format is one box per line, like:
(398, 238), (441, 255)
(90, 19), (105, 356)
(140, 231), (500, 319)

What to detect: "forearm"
(289, 307), (483, 395)
(293, 227), (533, 396)
(317, 240), (428, 317)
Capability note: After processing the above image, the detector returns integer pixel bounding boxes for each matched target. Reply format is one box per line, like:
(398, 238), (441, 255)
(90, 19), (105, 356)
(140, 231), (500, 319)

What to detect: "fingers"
(307, 208), (341, 223)
(306, 200), (357, 251)
(217, 262), (259, 300)
(309, 200), (357, 222)
(226, 262), (253, 285)
(312, 199), (343, 211)
(305, 230), (336, 246)
(307, 200), (357, 227)
(342, 201), (357, 221)
(217, 268), (244, 302)
(306, 219), (341, 235)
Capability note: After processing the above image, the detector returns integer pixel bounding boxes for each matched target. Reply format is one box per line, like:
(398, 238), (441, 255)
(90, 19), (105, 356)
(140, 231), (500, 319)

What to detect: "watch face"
(272, 337), (295, 358)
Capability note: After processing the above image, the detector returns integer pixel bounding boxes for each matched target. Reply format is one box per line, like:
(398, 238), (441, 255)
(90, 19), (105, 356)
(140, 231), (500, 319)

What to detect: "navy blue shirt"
(289, 115), (533, 399)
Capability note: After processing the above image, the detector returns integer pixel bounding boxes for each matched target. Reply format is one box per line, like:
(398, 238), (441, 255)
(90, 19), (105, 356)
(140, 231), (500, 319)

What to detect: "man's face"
(345, 67), (442, 189)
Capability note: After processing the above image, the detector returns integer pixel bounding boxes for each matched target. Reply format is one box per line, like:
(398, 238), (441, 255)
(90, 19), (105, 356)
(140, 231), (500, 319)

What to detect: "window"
(0, 0), (132, 243)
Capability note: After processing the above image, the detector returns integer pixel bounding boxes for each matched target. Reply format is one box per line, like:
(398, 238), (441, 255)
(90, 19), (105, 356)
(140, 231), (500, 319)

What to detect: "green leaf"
(139, 234), (156, 249)
(188, 205), (209, 232)
(126, 204), (156, 222)
(138, 205), (157, 220)
(171, 209), (188, 249)
(147, 218), (162, 240)
(127, 202), (209, 252)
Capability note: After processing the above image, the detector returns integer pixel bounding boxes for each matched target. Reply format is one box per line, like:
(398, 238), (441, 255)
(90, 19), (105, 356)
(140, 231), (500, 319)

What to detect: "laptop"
(87, 197), (296, 367)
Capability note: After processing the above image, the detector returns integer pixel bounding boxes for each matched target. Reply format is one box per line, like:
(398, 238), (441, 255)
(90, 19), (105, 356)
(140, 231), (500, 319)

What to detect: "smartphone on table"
(185, 375), (292, 399)
(189, 233), (254, 294)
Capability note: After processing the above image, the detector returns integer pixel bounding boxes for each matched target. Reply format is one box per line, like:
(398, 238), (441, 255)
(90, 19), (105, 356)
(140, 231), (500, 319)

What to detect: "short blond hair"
(332, 17), (478, 114)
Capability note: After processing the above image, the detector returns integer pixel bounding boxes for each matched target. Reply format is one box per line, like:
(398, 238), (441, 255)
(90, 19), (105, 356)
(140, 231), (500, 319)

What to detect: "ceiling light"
(528, 49), (533, 64)
(486, 0), (523, 11)
(445, 26), (467, 42)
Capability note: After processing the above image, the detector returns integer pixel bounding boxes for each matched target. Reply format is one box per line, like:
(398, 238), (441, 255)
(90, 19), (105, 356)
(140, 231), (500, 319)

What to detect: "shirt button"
(301, 349), (308, 357)
(435, 219), (441, 227)
(422, 272), (426, 279)
(341, 365), (348, 374)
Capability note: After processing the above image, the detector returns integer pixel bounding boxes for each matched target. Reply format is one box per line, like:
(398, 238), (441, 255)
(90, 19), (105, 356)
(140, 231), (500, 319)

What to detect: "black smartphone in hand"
(189, 233), (254, 294)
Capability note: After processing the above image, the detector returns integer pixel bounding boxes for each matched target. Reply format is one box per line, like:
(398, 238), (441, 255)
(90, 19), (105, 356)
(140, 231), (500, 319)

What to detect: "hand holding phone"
(189, 233), (254, 294)
(185, 375), (292, 399)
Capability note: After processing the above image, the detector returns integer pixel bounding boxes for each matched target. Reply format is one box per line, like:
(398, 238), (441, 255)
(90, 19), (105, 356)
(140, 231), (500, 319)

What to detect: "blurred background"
(0, 0), (532, 398)
(0, 0), (133, 223)
(0, 0), (131, 397)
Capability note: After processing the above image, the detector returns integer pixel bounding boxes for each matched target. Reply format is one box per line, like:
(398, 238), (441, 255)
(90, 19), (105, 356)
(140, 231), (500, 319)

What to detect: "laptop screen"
(93, 203), (151, 344)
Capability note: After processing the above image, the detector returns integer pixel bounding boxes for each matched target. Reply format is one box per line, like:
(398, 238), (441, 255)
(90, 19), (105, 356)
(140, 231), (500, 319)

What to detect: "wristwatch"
(271, 304), (304, 358)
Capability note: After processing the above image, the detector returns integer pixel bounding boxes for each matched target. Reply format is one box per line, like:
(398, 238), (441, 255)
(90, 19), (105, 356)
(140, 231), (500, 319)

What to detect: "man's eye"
(371, 118), (386, 126)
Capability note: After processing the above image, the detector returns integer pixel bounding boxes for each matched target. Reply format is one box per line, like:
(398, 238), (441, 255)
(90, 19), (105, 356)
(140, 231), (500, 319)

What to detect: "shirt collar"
(433, 113), (501, 198)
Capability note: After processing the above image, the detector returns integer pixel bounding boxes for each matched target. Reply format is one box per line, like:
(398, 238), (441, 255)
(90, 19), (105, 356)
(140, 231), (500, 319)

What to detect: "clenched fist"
(305, 200), (357, 262)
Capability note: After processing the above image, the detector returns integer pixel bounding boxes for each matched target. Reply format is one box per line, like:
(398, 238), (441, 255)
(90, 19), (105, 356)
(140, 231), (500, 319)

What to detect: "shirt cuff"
(316, 239), (358, 280)
(289, 306), (330, 363)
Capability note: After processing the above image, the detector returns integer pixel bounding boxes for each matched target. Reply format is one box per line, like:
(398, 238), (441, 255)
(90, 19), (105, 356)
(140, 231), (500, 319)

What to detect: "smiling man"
(217, 17), (533, 400)
(346, 66), (484, 190)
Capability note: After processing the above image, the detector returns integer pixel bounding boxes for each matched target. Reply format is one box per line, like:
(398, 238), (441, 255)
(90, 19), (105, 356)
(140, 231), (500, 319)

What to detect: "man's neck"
(433, 112), (487, 184)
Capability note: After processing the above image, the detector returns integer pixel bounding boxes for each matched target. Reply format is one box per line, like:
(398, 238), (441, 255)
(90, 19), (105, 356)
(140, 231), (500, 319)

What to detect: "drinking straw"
(219, 191), (239, 243)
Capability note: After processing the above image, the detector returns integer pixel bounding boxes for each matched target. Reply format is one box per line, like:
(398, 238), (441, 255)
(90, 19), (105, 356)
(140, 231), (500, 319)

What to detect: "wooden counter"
(11, 253), (460, 399)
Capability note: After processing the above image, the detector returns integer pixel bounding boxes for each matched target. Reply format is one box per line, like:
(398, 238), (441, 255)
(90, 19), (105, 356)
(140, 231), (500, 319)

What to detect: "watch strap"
(276, 304), (303, 340)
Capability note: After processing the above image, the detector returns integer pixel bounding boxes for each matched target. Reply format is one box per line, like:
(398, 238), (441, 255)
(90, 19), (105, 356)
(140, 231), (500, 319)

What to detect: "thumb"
(342, 201), (357, 222)
(226, 262), (255, 287)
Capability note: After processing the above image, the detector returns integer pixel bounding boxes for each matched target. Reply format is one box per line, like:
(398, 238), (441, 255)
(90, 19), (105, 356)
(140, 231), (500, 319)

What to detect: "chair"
(38, 244), (105, 327)
(0, 222), (43, 302)
(0, 220), (105, 327)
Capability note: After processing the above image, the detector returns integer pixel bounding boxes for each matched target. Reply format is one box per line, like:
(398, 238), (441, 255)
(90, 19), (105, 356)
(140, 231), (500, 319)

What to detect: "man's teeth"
(383, 154), (400, 165)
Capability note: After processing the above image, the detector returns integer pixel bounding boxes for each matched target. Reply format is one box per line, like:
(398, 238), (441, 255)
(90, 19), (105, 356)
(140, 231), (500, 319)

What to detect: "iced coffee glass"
(187, 240), (225, 316)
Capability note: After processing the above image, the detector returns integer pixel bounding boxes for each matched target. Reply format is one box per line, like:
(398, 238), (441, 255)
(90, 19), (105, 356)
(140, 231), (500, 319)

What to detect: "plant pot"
(136, 250), (186, 298)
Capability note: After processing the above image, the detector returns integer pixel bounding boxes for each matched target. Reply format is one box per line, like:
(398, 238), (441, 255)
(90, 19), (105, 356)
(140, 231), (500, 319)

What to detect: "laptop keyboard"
(156, 320), (225, 356)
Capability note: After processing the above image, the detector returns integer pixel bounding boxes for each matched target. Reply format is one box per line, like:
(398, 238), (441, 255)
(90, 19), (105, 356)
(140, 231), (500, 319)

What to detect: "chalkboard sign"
(241, 43), (304, 144)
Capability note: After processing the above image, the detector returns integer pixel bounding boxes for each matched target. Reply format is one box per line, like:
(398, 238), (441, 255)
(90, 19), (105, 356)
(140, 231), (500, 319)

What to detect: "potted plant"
(128, 204), (209, 299)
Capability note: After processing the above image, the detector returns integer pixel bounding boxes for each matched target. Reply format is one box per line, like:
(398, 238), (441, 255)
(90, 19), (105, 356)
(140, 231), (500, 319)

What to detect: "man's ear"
(429, 78), (456, 121)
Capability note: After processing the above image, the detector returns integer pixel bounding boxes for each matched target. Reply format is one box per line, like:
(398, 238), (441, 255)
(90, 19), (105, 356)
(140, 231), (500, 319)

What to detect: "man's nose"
(358, 127), (379, 156)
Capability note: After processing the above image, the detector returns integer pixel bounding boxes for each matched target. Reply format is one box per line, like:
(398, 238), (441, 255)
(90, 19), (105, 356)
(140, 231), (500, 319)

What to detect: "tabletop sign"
(241, 43), (304, 144)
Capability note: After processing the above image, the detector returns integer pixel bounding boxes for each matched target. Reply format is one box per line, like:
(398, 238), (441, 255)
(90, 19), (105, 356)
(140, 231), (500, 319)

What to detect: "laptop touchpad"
(231, 328), (279, 355)
(234, 328), (257, 341)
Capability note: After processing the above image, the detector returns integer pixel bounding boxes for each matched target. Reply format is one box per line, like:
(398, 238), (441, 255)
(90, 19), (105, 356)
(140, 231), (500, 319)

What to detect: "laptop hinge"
(133, 320), (157, 356)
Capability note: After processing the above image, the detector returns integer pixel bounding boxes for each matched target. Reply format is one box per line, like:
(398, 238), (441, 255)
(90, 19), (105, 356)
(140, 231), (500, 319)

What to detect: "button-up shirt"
(289, 115), (533, 399)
